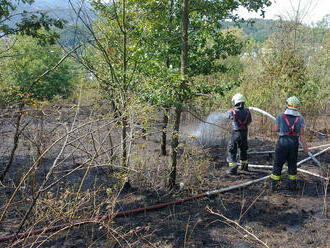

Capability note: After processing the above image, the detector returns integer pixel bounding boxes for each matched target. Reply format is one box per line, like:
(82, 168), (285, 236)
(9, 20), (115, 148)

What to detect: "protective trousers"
(227, 130), (248, 169)
(271, 136), (299, 190)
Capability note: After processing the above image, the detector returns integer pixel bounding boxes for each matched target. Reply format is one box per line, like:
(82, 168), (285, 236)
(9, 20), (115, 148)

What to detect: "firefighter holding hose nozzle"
(270, 96), (309, 191)
(226, 93), (252, 175)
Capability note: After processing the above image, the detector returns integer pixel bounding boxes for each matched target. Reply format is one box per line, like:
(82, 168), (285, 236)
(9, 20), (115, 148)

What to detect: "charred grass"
(0, 104), (329, 247)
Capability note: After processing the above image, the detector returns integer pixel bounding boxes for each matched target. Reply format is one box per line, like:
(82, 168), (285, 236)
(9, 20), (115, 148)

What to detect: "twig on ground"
(239, 189), (266, 222)
(322, 167), (329, 217)
(183, 215), (191, 248)
(207, 206), (270, 248)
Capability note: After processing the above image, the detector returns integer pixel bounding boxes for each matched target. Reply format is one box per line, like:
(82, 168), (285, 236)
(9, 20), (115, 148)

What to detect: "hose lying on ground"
(0, 146), (328, 243)
(248, 164), (329, 181)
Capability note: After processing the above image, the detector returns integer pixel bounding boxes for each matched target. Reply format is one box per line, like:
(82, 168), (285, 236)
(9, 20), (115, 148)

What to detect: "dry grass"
(0, 99), (329, 247)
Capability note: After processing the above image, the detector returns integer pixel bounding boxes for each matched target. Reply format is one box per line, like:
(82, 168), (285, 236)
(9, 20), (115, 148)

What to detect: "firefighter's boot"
(270, 174), (280, 192)
(227, 162), (238, 175)
(288, 174), (297, 191)
(288, 180), (297, 191)
(270, 179), (278, 192)
(240, 160), (249, 171)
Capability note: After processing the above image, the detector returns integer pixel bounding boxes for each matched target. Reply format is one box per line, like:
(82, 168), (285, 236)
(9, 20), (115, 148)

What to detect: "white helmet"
(231, 93), (245, 106)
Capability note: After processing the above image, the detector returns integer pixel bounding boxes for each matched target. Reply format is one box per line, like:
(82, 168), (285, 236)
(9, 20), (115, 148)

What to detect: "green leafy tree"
(241, 17), (329, 113)
(72, 0), (271, 189)
(69, 0), (154, 189)
(135, 1), (244, 159)
(0, 35), (74, 104)
(304, 19), (330, 112)
(134, 0), (271, 189)
(0, 35), (75, 181)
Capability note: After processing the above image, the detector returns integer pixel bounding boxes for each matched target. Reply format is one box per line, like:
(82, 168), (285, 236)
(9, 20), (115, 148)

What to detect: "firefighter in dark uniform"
(270, 96), (309, 191)
(226, 93), (252, 175)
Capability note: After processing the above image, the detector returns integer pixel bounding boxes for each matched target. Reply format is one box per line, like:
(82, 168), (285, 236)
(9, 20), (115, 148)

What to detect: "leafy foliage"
(0, 35), (75, 105)
(130, 0), (269, 109)
(224, 18), (330, 115)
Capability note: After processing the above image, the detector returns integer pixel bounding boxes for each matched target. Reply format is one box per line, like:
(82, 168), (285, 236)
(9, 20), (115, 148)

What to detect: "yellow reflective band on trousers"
(288, 174), (297, 180)
(240, 160), (248, 164)
(270, 174), (280, 180)
(229, 162), (237, 167)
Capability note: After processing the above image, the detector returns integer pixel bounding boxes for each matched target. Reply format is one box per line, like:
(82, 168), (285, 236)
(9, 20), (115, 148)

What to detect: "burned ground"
(0, 106), (329, 247)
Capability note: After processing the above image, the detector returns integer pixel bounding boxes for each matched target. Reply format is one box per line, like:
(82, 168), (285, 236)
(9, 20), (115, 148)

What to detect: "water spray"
(190, 112), (228, 146)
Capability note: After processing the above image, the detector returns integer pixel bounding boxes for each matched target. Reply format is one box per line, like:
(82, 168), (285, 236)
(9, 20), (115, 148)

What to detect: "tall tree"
(168, 0), (272, 189)
(71, 0), (271, 189)
(134, 0), (271, 189)
(70, 0), (154, 188)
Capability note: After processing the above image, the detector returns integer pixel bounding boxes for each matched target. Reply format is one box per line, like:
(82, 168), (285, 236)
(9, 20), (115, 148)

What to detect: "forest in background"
(7, 0), (325, 43)
(0, 0), (329, 247)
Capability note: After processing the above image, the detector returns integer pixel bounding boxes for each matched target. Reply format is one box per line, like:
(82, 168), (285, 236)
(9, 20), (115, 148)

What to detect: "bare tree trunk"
(108, 127), (114, 157)
(161, 108), (169, 156)
(180, 0), (189, 77)
(168, 106), (181, 189)
(161, 0), (174, 157)
(121, 116), (128, 168)
(168, 0), (189, 189)
(0, 105), (24, 182)
(121, 0), (129, 174)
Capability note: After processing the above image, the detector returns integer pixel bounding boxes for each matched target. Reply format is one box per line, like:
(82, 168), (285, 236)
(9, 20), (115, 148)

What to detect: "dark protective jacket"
(226, 107), (252, 163)
(275, 112), (305, 137)
(272, 112), (306, 178)
(226, 107), (252, 131)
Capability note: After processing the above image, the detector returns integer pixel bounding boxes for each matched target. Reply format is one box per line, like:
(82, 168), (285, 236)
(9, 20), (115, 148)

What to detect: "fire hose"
(0, 145), (328, 243)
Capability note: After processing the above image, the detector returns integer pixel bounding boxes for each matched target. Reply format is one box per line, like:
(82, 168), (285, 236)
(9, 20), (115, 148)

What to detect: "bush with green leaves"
(233, 19), (330, 115)
(0, 35), (75, 105)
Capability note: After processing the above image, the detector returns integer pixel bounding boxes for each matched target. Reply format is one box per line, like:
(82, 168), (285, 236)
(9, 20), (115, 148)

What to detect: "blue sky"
(236, 0), (330, 25)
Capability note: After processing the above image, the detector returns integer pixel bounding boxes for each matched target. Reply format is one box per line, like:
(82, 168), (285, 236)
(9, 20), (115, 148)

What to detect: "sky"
(34, 0), (330, 26)
(236, 0), (330, 25)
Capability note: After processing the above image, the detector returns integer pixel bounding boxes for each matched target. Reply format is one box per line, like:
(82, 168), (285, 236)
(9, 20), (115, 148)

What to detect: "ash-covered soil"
(0, 108), (329, 247)
(105, 139), (330, 248)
